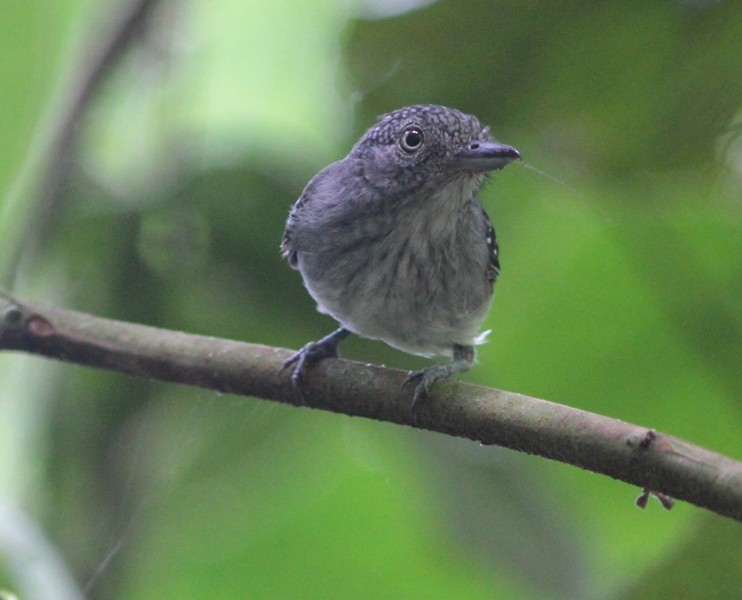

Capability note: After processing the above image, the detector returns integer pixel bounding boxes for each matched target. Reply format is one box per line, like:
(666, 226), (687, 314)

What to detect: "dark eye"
(400, 127), (424, 153)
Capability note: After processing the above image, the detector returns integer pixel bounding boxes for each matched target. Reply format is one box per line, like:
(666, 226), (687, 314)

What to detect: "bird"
(280, 104), (520, 413)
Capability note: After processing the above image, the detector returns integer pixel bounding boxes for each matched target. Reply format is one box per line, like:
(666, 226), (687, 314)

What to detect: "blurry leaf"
(136, 207), (210, 279)
(343, 0), (742, 175)
(0, 1), (90, 282)
(427, 435), (589, 600)
(621, 515), (742, 600)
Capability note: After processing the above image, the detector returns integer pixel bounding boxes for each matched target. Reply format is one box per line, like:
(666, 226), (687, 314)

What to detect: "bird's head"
(350, 104), (520, 195)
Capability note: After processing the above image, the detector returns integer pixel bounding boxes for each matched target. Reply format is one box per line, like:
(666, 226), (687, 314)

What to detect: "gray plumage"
(281, 104), (520, 411)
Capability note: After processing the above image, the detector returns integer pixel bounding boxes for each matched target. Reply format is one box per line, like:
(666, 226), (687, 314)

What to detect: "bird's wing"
(280, 160), (345, 268)
(280, 192), (306, 268)
(482, 208), (500, 285)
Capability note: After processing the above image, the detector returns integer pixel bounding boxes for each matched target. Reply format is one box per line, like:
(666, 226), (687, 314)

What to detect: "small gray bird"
(281, 104), (520, 412)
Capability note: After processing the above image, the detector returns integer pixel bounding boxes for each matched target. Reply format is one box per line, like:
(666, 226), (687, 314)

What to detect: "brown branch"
(1, 293), (741, 523)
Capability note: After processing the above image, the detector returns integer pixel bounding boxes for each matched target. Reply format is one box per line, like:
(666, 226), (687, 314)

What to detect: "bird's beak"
(454, 141), (521, 172)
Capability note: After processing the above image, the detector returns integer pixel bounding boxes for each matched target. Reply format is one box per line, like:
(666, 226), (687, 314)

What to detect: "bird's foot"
(404, 363), (458, 416)
(403, 345), (475, 419)
(281, 327), (350, 401)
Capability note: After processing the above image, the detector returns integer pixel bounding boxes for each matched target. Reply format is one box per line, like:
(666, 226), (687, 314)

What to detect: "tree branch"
(1, 293), (741, 523)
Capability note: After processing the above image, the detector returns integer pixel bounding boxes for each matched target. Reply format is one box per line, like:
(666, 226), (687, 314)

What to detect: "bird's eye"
(400, 127), (424, 153)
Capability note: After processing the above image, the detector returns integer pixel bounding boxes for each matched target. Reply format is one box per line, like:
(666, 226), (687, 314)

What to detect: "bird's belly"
(300, 244), (493, 357)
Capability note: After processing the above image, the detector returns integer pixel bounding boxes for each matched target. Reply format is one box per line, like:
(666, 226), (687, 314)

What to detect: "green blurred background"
(1, 0), (741, 598)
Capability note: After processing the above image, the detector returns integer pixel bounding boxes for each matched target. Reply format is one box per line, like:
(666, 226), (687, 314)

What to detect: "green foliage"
(0, 1), (740, 599)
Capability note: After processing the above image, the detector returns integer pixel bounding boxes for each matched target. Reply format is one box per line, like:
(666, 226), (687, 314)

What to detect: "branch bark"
(1, 293), (741, 523)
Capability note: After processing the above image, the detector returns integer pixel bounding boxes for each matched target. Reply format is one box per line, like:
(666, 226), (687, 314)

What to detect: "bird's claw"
(402, 370), (425, 419)
(281, 342), (335, 402)
(280, 347), (310, 402)
(280, 328), (350, 402)
(402, 365), (450, 421)
(402, 345), (475, 421)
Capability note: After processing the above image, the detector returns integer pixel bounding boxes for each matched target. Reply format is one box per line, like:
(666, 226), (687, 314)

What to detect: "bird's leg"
(282, 327), (351, 400)
(404, 344), (475, 416)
